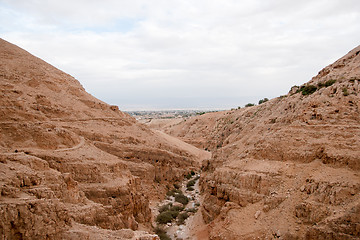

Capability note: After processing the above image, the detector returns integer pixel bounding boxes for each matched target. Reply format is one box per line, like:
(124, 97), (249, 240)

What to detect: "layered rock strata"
(0, 38), (198, 239)
(165, 46), (360, 239)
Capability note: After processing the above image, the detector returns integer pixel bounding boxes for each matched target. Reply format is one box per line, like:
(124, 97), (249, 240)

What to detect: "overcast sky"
(1, 0), (359, 110)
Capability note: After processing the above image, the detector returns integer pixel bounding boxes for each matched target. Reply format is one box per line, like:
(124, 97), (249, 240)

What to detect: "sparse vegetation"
(170, 205), (184, 212)
(177, 212), (189, 225)
(318, 79), (336, 89)
(175, 194), (189, 205)
(258, 98), (269, 104)
(317, 82), (325, 88)
(154, 227), (171, 240)
(342, 87), (349, 96)
(186, 180), (195, 187)
(166, 189), (182, 197)
(159, 203), (172, 213)
(155, 161), (202, 238)
(325, 79), (336, 87)
(245, 103), (255, 107)
(156, 210), (178, 224)
(301, 85), (317, 95)
(296, 79), (336, 96)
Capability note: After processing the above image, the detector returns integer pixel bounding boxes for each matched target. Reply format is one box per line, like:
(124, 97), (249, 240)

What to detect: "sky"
(1, 0), (360, 110)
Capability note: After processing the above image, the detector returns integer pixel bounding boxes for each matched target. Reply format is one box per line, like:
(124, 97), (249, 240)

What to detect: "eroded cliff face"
(0, 38), (198, 239)
(165, 46), (360, 239)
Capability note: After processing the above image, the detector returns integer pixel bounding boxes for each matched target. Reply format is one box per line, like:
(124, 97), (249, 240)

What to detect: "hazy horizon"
(1, 0), (360, 110)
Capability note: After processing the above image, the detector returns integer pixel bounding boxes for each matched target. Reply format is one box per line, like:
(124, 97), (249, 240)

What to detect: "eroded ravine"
(146, 129), (211, 239)
(154, 171), (203, 240)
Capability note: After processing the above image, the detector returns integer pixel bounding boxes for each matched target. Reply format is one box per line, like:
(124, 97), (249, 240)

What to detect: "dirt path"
(154, 130), (211, 164)
(55, 136), (85, 152)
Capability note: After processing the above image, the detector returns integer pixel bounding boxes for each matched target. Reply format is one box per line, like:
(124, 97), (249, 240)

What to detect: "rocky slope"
(163, 46), (360, 239)
(0, 38), (200, 239)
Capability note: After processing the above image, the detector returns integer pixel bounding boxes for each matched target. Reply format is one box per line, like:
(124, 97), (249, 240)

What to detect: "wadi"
(0, 38), (359, 240)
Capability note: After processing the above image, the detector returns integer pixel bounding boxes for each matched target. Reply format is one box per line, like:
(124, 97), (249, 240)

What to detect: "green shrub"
(194, 175), (200, 181)
(158, 233), (171, 240)
(154, 227), (171, 240)
(175, 194), (189, 205)
(342, 87), (349, 96)
(156, 210), (179, 224)
(154, 227), (165, 235)
(185, 173), (192, 179)
(173, 183), (180, 189)
(258, 98), (269, 104)
(245, 103), (255, 107)
(301, 85), (317, 95)
(177, 212), (189, 225)
(156, 212), (173, 224)
(317, 82), (325, 89)
(168, 210), (179, 218)
(170, 205), (184, 212)
(166, 189), (182, 197)
(187, 186), (194, 191)
(325, 79), (336, 87)
(191, 170), (195, 175)
(186, 180), (195, 187)
(317, 79), (336, 89)
(159, 203), (171, 213)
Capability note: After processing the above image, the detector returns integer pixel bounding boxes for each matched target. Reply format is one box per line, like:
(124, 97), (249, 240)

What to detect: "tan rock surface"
(164, 46), (360, 239)
(0, 38), (200, 239)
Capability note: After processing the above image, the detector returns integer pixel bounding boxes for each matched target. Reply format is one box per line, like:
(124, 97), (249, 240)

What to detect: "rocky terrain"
(158, 46), (360, 239)
(0, 38), (209, 239)
(1, 38), (359, 240)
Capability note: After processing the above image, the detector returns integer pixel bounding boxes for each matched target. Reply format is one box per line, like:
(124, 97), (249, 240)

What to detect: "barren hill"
(0, 38), (204, 239)
(163, 46), (360, 239)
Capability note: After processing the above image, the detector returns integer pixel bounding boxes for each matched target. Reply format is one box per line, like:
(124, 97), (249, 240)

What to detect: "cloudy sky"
(1, 0), (359, 110)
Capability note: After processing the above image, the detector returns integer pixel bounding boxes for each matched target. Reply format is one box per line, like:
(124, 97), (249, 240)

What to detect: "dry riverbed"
(153, 172), (202, 240)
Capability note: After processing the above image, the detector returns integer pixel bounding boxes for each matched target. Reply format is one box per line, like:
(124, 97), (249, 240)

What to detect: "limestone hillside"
(163, 46), (360, 239)
(0, 38), (199, 239)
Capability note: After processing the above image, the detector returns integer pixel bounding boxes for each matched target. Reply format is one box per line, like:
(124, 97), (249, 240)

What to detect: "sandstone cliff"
(163, 46), (360, 239)
(0, 38), (199, 239)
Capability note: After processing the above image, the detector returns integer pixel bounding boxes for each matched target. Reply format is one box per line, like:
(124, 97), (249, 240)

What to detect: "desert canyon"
(0, 38), (359, 240)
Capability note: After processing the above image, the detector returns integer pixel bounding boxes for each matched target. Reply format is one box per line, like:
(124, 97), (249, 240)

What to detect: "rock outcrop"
(164, 46), (360, 239)
(0, 38), (198, 239)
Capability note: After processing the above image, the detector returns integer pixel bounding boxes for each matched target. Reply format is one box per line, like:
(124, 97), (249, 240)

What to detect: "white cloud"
(1, 0), (360, 110)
